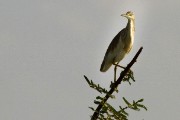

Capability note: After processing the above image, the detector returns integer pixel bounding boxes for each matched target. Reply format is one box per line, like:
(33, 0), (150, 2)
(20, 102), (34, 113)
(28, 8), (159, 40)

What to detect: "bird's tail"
(100, 60), (112, 72)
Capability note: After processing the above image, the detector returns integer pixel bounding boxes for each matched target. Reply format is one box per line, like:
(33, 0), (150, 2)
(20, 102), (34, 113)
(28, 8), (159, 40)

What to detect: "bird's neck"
(126, 19), (135, 42)
(125, 19), (135, 52)
(127, 19), (135, 33)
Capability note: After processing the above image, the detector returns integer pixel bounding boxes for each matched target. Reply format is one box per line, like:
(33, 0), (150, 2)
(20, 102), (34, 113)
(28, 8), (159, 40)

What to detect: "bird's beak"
(121, 14), (127, 17)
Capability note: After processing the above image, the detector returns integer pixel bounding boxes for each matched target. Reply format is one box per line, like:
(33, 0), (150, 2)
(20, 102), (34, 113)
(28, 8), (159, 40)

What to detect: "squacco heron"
(100, 11), (135, 80)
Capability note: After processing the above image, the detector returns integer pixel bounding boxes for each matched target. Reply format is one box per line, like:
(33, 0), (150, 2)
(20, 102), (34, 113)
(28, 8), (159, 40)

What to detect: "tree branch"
(91, 47), (143, 120)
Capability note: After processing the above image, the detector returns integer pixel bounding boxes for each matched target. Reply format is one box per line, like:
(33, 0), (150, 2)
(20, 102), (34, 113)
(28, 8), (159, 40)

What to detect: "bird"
(100, 11), (135, 73)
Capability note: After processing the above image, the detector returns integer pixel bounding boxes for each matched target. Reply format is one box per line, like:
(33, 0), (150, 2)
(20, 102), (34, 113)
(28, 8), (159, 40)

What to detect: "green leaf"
(89, 107), (94, 111)
(136, 104), (148, 111)
(94, 100), (100, 105)
(102, 105), (108, 110)
(119, 106), (129, 116)
(123, 97), (131, 106)
(97, 88), (102, 94)
(105, 103), (127, 119)
(84, 75), (90, 84)
(99, 113), (105, 119)
(137, 99), (144, 103)
(100, 109), (107, 114)
(133, 100), (136, 105)
(132, 104), (140, 111)
(96, 96), (103, 100)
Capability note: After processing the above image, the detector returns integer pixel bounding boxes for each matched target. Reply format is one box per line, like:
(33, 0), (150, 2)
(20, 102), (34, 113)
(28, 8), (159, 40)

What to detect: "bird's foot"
(122, 69), (135, 85)
(113, 63), (135, 84)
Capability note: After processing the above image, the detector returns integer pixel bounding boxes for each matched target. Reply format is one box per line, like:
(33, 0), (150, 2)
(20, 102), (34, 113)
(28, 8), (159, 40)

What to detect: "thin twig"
(91, 47), (143, 120)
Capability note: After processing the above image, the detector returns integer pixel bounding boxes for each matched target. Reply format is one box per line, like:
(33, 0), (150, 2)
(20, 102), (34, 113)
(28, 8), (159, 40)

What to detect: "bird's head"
(121, 11), (135, 20)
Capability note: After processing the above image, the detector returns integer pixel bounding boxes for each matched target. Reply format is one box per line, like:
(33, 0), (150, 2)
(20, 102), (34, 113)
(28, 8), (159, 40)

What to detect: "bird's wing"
(100, 28), (126, 72)
(105, 28), (126, 58)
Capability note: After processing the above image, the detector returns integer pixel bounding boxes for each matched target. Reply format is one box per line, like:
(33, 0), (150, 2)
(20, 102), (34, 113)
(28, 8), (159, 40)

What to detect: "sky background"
(0, 0), (180, 120)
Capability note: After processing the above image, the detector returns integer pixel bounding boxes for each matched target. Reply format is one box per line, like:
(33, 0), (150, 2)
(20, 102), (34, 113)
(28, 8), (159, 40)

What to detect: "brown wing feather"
(100, 28), (126, 72)
(106, 28), (126, 55)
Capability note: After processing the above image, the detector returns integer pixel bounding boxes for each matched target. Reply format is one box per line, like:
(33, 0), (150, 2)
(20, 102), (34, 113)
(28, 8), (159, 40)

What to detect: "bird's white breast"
(129, 20), (135, 46)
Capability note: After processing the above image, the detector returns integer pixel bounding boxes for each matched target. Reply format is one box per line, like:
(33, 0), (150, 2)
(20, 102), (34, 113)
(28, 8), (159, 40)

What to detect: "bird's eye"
(126, 12), (131, 16)
(126, 11), (133, 16)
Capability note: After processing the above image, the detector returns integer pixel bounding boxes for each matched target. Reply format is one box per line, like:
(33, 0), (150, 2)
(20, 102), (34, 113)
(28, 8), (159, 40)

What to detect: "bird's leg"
(113, 63), (126, 69)
(114, 64), (117, 82)
(113, 63), (132, 73)
(113, 62), (120, 82)
(113, 63), (134, 83)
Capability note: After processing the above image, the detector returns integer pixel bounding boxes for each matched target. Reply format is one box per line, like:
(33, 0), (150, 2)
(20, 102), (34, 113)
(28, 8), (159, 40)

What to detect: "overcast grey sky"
(0, 0), (180, 120)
